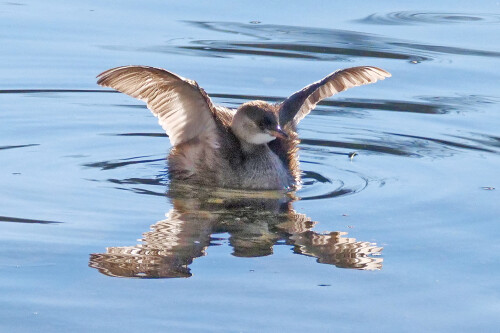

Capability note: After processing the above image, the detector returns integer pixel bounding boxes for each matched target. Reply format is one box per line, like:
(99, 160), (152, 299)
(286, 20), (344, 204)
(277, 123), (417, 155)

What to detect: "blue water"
(1, 0), (499, 332)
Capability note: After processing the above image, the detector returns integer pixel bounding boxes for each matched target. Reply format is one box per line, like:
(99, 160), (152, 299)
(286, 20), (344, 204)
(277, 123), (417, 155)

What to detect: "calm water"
(1, 1), (500, 332)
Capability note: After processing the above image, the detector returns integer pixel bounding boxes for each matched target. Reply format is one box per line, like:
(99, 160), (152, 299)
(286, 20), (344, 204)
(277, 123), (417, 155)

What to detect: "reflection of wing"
(279, 66), (391, 126)
(290, 231), (383, 270)
(89, 211), (212, 278)
(97, 66), (218, 146)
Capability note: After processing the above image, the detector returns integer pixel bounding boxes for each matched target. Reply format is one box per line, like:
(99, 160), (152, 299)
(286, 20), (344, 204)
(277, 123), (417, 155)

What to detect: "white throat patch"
(247, 132), (276, 145)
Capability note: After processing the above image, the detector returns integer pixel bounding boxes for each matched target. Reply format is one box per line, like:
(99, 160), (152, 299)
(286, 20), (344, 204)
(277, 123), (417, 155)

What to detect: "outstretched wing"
(279, 66), (391, 126)
(97, 66), (218, 147)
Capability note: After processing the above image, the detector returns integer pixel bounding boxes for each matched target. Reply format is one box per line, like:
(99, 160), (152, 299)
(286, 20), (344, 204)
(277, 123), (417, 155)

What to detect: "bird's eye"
(259, 117), (274, 129)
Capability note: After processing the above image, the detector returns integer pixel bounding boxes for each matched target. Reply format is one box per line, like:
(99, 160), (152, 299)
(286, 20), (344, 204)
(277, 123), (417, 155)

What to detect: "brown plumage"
(97, 66), (391, 190)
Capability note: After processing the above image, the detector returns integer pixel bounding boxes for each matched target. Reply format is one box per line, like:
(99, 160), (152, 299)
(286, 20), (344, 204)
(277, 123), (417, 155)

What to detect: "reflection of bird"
(97, 66), (390, 189)
(89, 188), (383, 278)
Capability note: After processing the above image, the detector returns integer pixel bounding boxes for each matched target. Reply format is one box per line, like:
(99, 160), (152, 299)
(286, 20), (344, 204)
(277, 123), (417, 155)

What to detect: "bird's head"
(231, 101), (288, 145)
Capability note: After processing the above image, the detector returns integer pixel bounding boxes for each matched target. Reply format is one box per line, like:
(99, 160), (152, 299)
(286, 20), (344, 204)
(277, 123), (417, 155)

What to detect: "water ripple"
(210, 93), (455, 115)
(386, 132), (499, 154)
(86, 131), (498, 200)
(301, 138), (415, 157)
(0, 215), (62, 224)
(1, 90), (492, 117)
(84, 155), (371, 201)
(83, 156), (165, 171)
(114, 21), (500, 63)
(0, 144), (39, 151)
(299, 168), (370, 201)
(356, 11), (500, 25)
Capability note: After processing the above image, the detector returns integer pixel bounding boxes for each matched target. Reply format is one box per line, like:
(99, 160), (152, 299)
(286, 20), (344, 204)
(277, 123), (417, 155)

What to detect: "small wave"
(356, 11), (500, 25)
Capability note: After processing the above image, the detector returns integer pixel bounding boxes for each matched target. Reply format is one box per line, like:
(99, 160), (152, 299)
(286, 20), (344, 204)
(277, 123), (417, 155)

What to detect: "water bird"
(97, 66), (390, 190)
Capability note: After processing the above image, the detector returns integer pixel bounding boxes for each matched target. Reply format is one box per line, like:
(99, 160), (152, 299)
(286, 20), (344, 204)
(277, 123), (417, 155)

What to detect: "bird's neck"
(239, 140), (268, 155)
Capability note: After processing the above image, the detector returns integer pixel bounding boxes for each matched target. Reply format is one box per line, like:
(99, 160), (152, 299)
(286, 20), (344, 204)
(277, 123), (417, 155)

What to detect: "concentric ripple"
(357, 11), (500, 25)
(299, 168), (372, 201)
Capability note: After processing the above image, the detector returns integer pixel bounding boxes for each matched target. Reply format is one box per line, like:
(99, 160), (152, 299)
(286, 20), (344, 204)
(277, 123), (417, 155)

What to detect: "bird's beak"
(266, 126), (288, 139)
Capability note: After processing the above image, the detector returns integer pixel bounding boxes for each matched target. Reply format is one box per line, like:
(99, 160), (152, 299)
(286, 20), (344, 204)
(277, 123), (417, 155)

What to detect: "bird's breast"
(169, 140), (293, 190)
(238, 147), (293, 190)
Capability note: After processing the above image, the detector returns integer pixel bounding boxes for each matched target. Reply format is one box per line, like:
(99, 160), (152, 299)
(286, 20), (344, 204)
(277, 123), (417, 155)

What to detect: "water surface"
(1, 1), (499, 332)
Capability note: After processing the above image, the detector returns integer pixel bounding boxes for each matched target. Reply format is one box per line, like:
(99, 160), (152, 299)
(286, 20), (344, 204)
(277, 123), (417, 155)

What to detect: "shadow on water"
(99, 20), (500, 62)
(89, 183), (383, 278)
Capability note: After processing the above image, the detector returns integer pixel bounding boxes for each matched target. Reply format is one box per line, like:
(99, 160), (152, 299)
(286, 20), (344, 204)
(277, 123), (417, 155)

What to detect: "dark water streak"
(83, 157), (165, 171)
(0, 215), (62, 224)
(0, 144), (39, 150)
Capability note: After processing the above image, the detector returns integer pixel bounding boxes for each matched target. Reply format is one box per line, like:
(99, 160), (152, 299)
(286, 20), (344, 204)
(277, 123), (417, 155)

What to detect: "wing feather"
(97, 66), (218, 146)
(279, 66), (391, 126)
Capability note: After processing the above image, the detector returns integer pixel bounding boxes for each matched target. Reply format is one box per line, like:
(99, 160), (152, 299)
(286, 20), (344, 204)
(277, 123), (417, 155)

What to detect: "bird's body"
(97, 66), (390, 190)
(167, 105), (294, 189)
